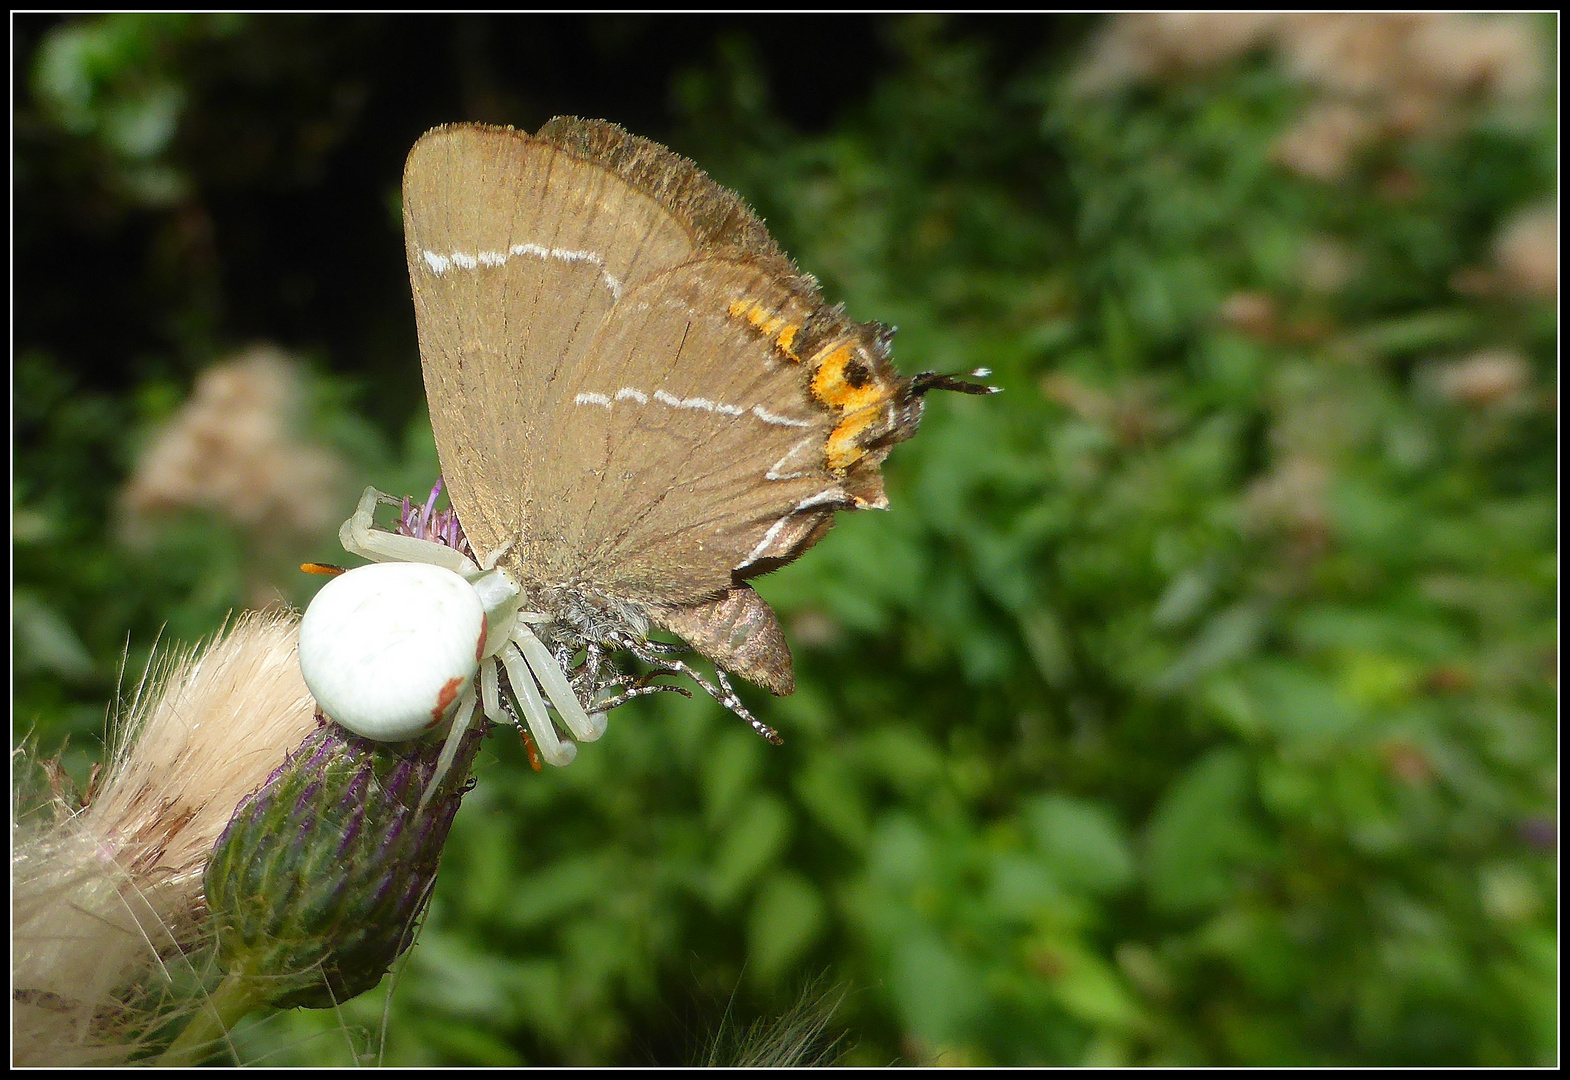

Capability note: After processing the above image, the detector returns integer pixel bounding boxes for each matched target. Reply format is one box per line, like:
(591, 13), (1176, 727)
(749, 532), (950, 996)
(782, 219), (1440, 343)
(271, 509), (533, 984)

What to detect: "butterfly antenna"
(909, 367), (1000, 397)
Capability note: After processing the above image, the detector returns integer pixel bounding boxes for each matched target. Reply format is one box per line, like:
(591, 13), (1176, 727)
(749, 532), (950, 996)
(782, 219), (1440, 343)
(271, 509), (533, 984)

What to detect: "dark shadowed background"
(13, 13), (1558, 1066)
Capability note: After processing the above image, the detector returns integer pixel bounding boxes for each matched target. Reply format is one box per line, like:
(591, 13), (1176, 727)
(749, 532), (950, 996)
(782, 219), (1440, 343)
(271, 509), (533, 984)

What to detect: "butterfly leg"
(567, 642), (621, 733)
(571, 641), (605, 696)
(589, 681), (692, 713)
(611, 633), (783, 745)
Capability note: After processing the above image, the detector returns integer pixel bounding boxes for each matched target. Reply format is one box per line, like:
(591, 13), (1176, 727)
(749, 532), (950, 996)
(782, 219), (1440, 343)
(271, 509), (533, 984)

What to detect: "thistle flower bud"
(203, 711), (486, 1009)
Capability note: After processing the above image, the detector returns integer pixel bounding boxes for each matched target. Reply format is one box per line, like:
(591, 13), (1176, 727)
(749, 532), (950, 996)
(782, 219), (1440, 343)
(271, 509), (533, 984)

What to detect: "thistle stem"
(158, 967), (265, 1067)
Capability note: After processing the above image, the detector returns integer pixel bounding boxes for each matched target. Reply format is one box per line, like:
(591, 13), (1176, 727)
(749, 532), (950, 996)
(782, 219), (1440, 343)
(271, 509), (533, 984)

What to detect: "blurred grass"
(13, 13), (1557, 1066)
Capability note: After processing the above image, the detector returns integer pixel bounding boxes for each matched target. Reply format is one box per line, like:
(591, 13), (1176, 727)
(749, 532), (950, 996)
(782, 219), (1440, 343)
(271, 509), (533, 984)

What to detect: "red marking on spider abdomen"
(428, 676), (465, 729)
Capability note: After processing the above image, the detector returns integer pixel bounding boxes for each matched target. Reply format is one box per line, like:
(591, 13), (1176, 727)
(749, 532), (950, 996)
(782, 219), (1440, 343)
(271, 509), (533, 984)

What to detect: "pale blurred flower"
(1071, 12), (1278, 94)
(1277, 13), (1544, 146)
(1040, 371), (1115, 424)
(1493, 203), (1558, 299)
(1277, 12), (1423, 99)
(1431, 349), (1531, 408)
(1405, 13), (1544, 105)
(1272, 102), (1376, 181)
(120, 345), (346, 545)
(1040, 372), (1173, 448)
(788, 608), (844, 650)
(1218, 290), (1280, 338)
(1077, 13), (1547, 176)
(13, 612), (320, 1065)
(1243, 454), (1331, 538)
(1278, 13), (1542, 116)
(1299, 235), (1358, 294)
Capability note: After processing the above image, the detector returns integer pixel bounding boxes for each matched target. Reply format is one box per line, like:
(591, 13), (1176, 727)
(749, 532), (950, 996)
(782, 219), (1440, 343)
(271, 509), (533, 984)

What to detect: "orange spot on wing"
(729, 297), (802, 361)
(809, 340), (890, 414)
(300, 562), (346, 576)
(825, 407), (881, 471)
(775, 323), (800, 360)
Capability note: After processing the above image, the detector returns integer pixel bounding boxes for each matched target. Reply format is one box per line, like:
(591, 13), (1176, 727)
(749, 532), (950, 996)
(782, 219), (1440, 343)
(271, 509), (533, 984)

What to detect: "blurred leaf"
(987, 853), (1078, 924)
(702, 727), (764, 828)
(1155, 603), (1267, 692)
(1028, 935), (1143, 1031)
(747, 871), (828, 985)
(794, 752), (871, 850)
(1025, 794), (1134, 896)
(1145, 748), (1267, 914)
(889, 932), (986, 1045)
(1244, 661), (1360, 748)
(12, 589), (96, 681)
(497, 855), (606, 932)
(709, 794), (792, 907)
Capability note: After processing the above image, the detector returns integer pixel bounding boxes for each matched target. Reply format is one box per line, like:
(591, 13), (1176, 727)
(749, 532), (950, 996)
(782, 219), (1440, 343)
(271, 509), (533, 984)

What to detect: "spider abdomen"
(299, 561), (485, 741)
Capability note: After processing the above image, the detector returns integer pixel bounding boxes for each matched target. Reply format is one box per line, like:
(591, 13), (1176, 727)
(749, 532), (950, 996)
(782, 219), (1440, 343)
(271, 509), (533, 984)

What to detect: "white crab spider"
(298, 486), (607, 799)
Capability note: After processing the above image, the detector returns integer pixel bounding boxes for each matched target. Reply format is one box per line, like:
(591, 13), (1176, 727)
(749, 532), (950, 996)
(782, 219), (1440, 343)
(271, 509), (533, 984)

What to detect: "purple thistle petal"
(419, 480), (442, 536)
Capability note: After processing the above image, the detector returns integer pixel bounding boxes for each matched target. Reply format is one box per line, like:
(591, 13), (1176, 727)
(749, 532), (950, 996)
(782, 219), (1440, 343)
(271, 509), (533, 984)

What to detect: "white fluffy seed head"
(298, 561), (485, 741)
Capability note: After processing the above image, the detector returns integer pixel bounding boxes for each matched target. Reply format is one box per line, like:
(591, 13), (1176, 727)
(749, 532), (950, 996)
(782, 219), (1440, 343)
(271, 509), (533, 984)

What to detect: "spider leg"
(419, 682), (479, 812)
(500, 641), (577, 766)
(493, 665), (542, 770)
(481, 660), (507, 727)
(611, 633), (783, 745)
(478, 537), (514, 572)
(515, 623), (604, 742)
(339, 485), (478, 575)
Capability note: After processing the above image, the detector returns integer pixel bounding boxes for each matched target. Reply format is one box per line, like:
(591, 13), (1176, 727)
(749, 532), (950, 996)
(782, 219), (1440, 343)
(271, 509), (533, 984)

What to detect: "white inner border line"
(422, 244), (624, 299)
(575, 387), (814, 429)
(765, 434), (818, 481)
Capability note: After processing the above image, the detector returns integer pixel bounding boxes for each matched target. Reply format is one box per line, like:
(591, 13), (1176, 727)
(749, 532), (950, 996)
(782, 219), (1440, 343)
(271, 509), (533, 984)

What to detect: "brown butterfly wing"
(531, 255), (848, 608)
(405, 118), (922, 691)
(403, 123), (699, 569)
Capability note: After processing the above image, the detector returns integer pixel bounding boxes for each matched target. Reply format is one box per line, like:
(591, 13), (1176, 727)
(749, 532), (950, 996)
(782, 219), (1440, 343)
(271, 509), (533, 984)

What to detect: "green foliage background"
(13, 14), (1558, 1065)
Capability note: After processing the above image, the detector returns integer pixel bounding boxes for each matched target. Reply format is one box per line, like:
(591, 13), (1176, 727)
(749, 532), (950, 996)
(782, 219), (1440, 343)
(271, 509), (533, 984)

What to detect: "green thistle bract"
(204, 712), (484, 1009)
